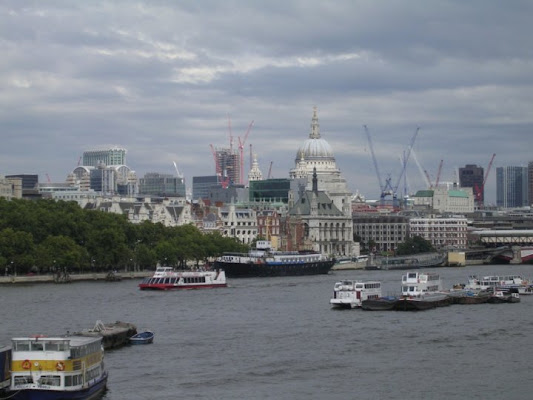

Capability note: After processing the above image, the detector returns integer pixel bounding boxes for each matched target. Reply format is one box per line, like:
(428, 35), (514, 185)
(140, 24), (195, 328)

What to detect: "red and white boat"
(139, 267), (227, 290)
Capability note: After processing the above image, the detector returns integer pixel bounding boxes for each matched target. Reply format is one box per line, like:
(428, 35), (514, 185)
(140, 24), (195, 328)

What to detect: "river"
(2, 264), (533, 399)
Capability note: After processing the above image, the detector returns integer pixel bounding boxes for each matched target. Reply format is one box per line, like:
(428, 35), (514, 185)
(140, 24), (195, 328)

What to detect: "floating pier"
(75, 320), (137, 350)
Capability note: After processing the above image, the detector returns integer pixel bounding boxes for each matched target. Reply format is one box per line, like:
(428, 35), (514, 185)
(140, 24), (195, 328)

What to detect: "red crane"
(474, 153), (496, 206)
(237, 120), (254, 184)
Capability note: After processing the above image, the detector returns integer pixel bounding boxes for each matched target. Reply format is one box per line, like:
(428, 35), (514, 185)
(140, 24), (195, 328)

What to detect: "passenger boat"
(465, 274), (532, 295)
(361, 296), (399, 311)
(330, 280), (382, 309)
(395, 271), (451, 311)
(129, 331), (154, 345)
(8, 335), (107, 400)
(138, 267), (227, 290)
(214, 240), (334, 278)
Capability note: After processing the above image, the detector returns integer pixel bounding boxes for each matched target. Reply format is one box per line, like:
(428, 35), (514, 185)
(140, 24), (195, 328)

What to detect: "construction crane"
(172, 161), (184, 179)
(434, 160), (444, 188)
(268, 161), (273, 179)
(411, 149), (432, 188)
(237, 120), (254, 185)
(363, 125), (388, 203)
(363, 125), (420, 207)
(474, 153), (496, 207)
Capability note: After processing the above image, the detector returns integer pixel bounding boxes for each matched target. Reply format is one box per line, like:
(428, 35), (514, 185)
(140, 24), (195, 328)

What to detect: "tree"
(396, 236), (435, 255)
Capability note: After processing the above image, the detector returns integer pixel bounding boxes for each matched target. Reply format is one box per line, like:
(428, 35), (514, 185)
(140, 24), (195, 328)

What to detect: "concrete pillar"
(510, 246), (522, 264)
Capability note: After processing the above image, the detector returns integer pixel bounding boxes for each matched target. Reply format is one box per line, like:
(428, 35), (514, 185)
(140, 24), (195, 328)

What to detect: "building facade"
(82, 148), (127, 167)
(192, 175), (220, 201)
(496, 166), (528, 208)
(220, 203), (258, 245)
(352, 214), (409, 254)
(249, 179), (290, 204)
(409, 217), (468, 249)
(411, 186), (474, 214)
(139, 172), (186, 197)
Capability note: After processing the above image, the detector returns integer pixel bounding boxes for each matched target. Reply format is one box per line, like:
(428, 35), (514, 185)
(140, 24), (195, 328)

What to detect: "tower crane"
(474, 153), (496, 207)
(363, 125), (420, 207)
(363, 125), (389, 203)
(237, 120), (254, 185)
(268, 161), (273, 179)
(172, 161), (184, 179)
(391, 127), (420, 202)
(434, 159), (444, 188)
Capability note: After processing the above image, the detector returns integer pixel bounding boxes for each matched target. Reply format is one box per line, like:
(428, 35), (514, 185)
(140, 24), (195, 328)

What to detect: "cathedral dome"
(295, 107), (335, 161)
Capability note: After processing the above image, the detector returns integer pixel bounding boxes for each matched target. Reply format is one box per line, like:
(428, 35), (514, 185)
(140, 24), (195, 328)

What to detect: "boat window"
(14, 341), (30, 351)
(408, 273), (417, 279)
(14, 375), (34, 385)
(39, 375), (61, 386)
(65, 374), (83, 387)
(31, 342), (44, 351)
(44, 342), (60, 351)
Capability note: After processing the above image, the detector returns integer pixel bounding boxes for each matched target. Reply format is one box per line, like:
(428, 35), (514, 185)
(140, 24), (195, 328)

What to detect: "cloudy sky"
(2, 0), (532, 203)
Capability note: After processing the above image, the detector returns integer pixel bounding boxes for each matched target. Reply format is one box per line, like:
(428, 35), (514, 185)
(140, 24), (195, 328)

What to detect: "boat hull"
(214, 260), (334, 278)
(138, 283), (227, 290)
(361, 297), (398, 311)
(10, 372), (107, 400)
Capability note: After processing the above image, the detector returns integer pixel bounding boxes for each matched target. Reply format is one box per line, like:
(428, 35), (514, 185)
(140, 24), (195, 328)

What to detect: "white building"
(409, 216), (468, 249)
(220, 203), (258, 245)
(411, 186), (474, 214)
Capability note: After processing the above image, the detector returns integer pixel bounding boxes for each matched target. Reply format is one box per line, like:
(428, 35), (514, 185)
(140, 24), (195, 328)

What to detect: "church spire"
(309, 106), (320, 139)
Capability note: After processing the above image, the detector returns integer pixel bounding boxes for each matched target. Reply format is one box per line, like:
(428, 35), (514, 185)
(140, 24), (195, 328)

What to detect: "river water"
(2, 264), (533, 400)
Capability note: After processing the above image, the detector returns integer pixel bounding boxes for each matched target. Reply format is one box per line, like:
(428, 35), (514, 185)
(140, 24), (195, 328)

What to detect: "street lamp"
(11, 261), (14, 277)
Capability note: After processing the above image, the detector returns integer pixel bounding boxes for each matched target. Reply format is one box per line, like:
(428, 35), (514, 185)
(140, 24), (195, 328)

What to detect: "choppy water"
(3, 264), (533, 400)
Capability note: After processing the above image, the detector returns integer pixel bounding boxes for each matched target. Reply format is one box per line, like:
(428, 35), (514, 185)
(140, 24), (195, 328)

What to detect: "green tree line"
(0, 198), (248, 275)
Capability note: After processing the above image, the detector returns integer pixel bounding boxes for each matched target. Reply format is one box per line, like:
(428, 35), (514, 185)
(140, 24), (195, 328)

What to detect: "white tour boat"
(138, 266), (227, 290)
(9, 335), (107, 400)
(465, 275), (532, 294)
(397, 271), (451, 310)
(330, 280), (382, 308)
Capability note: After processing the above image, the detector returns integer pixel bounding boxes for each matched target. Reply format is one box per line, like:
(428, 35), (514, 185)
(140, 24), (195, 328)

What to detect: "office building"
(459, 164), (484, 204)
(496, 166), (528, 208)
(82, 148), (127, 167)
(192, 175), (220, 201)
(139, 173), (186, 197)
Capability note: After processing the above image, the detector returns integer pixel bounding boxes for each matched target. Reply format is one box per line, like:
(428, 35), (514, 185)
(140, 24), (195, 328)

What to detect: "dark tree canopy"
(395, 236), (436, 256)
(0, 198), (248, 274)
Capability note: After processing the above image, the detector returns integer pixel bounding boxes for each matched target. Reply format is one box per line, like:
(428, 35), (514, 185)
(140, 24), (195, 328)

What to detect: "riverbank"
(0, 271), (152, 285)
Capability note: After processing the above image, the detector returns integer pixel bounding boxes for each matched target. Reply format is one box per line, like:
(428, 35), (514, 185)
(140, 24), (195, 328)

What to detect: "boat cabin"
(401, 271), (443, 297)
(330, 280), (382, 308)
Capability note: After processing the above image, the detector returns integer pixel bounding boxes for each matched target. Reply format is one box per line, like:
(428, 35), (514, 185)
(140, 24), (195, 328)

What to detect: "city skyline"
(2, 1), (533, 204)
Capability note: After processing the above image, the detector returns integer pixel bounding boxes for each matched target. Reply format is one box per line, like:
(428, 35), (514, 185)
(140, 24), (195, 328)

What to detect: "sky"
(2, 0), (532, 204)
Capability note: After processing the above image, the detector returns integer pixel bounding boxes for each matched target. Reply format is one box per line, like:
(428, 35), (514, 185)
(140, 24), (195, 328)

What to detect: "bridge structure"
(468, 230), (533, 264)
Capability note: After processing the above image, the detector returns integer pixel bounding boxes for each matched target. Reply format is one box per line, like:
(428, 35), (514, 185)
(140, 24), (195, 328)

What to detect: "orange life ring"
(56, 361), (65, 371)
(22, 360), (31, 370)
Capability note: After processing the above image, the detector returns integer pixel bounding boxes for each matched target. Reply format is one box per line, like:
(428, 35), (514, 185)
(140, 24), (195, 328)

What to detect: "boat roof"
(12, 335), (102, 347)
